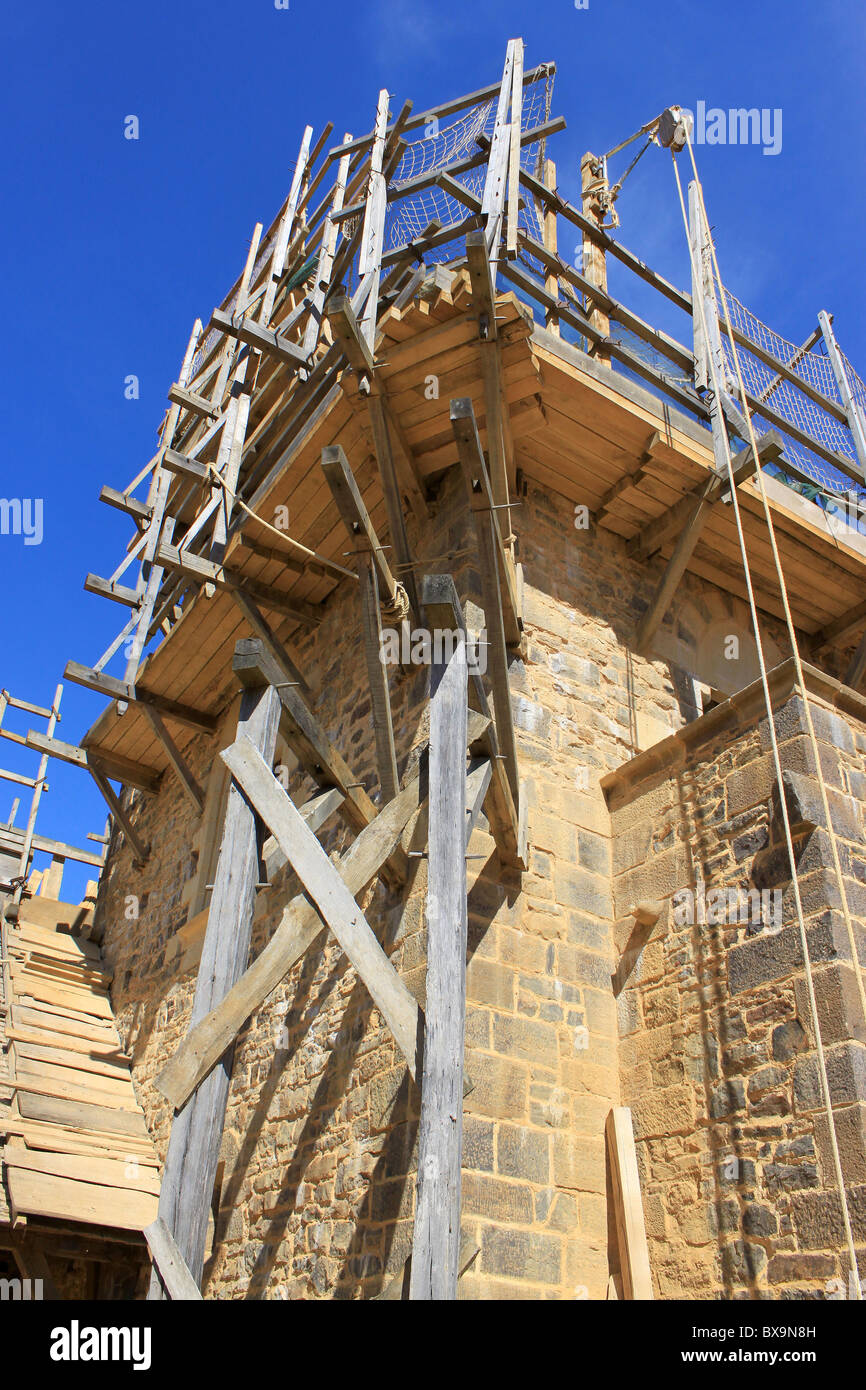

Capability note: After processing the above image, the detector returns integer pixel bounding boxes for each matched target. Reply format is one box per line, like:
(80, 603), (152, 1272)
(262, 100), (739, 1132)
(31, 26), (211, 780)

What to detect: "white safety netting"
(384, 68), (554, 266)
(720, 288), (866, 499)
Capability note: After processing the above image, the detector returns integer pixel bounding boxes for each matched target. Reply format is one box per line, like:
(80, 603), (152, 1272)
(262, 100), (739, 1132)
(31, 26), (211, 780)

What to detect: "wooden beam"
(140, 706), (204, 814)
(321, 444), (399, 605)
(0, 826), (104, 869)
(83, 574), (139, 608)
(377, 1236), (479, 1302)
(359, 560), (399, 800)
(844, 629), (866, 691)
(99, 486), (152, 525)
(329, 293), (428, 567)
(64, 662), (217, 734)
(357, 88), (389, 350)
(149, 659), (282, 1296)
(409, 620), (468, 1299)
(811, 599), (866, 656)
(25, 730), (161, 795)
(230, 590), (310, 697)
(420, 573), (523, 868)
(88, 766), (150, 867)
(208, 307), (309, 369)
(232, 639), (380, 838)
(451, 398), (521, 805)
(262, 786), (344, 881)
(155, 758), (430, 1111)
(606, 1107), (654, 1300)
(628, 433), (784, 561)
(632, 434), (786, 655)
(505, 38), (523, 260)
(220, 736), (422, 1076)
(144, 1218), (204, 1301)
(449, 393), (521, 644)
(155, 543), (322, 627)
(167, 384), (219, 421)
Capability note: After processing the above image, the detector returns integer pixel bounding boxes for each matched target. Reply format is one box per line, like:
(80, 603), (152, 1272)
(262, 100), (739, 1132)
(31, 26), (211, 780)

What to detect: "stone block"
(496, 1124), (551, 1183)
(632, 1083), (696, 1140)
(552, 1132), (607, 1193)
(794, 1042), (866, 1112)
(466, 957), (516, 1012)
(462, 1115), (495, 1172)
(461, 1172), (534, 1225)
(480, 1225), (563, 1286)
(555, 863), (612, 919)
(464, 1052), (529, 1122)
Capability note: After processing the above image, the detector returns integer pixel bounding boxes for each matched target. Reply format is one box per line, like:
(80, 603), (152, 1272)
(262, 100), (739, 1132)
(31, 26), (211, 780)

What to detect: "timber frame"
(29, 38), (866, 1299)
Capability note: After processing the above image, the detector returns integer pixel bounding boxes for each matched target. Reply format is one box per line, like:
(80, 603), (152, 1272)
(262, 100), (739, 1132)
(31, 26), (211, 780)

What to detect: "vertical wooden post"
(409, 619), (468, 1301)
(818, 310), (866, 478)
(580, 152), (610, 362)
(543, 158), (560, 336)
(125, 320), (203, 684)
(359, 560), (399, 801)
(148, 641), (281, 1297)
(358, 89), (389, 350)
(606, 1107), (654, 1300)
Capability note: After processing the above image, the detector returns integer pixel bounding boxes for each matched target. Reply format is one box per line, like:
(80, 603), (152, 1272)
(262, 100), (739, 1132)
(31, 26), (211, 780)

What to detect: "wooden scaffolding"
(27, 37), (866, 1298)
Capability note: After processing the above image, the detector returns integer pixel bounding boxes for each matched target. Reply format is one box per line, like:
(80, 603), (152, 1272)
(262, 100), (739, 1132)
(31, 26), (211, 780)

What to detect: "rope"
(202, 461), (356, 580)
(201, 459), (407, 624)
(673, 144), (864, 1297)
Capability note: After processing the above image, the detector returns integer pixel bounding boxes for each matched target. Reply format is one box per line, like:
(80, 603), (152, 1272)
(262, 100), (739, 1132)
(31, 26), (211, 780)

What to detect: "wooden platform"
(0, 895), (160, 1235)
(78, 274), (866, 777)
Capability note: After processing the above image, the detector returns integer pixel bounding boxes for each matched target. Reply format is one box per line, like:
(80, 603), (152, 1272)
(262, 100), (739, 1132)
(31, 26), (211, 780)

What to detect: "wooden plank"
(359, 559), (399, 800)
(9, 1037), (131, 1082)
(10, 974), (114, 1018)
(155, 757), (434, 1110)
(209, 308), (308, 368)
(220, 736), (421, 1076)
(140, 706), (204, 814)
(409, 621), (468, 1300)
(17, 1090), (149, 1139)
(606, 1107), (654, 1300)
(150, 656), (281, 1296)
(6, 1165), (157, 1232)
(144, 1218), (203, 1301)
(63, 661), (217, 734)
(23, 731), (161, 794)
(505, 38), (523, 259)
(155, 543), (322, 627)
(89, 765), (150, 866)
(4, 1143), (160, 1195)
(451, 398), (521, 805)
(232, 639), (380, 838)
(420, 572), (523, 867)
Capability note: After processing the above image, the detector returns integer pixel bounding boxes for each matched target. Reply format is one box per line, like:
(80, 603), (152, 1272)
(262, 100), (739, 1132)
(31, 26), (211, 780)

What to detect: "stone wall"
(95, 461), (807, 1299)
(606, 665), (866, 1299)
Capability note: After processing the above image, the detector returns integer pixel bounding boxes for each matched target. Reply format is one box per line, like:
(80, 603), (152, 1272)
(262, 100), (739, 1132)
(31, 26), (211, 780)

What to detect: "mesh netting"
(384, 69), (554, 266)
(717, 287), (866, 505)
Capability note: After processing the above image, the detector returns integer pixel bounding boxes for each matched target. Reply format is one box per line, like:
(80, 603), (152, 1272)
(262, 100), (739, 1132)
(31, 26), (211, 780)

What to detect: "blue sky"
(1, 0), (863, 899)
